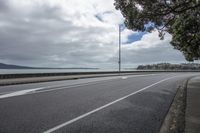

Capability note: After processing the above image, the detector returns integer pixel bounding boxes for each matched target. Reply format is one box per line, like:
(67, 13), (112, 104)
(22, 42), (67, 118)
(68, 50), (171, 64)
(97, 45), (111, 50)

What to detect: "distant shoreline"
(0, 63), (99, 70)
(137, 63), (200, 70)
(0, 68), (99, 70)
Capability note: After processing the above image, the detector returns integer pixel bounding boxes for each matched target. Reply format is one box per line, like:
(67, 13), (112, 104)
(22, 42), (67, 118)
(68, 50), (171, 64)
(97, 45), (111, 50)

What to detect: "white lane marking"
(0, 91), (15, 95)
(0, 74), (160, 99)
(0, 87), (44, 99)
(43, 76), (175, 133)
(28, 74), (159, 95)
(122, 76), (128, 79)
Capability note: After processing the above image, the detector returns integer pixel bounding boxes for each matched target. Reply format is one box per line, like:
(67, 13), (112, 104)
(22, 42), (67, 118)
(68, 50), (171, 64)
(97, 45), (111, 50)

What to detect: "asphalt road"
(0, 73), (199, 133)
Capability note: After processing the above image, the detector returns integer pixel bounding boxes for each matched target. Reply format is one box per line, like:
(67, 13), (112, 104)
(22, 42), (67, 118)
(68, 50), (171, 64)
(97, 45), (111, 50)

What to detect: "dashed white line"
(43, 76), (175, 133)
(0, 74), (159, 99)
(0, 87), (44, 99)
(122, 76), (128, 79)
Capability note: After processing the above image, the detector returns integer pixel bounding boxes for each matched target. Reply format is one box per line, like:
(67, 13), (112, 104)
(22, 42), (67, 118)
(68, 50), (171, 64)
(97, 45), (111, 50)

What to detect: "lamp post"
(118, 25), (121, 72)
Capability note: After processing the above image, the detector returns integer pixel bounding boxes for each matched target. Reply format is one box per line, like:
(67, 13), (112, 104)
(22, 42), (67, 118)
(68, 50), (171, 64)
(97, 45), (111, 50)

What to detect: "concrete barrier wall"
(0, 71), (131, 79)
(0, 70), (200, 79)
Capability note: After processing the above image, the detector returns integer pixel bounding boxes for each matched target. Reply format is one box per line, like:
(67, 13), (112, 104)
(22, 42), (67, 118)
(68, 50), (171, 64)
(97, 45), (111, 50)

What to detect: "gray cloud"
(0, 0), (186, 69)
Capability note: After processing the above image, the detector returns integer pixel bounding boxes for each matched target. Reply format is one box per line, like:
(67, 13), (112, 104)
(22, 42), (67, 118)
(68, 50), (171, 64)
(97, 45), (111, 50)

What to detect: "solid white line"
(0, 74), (159, 99)
(43, 76), (175, 133)
(0, 87), (44, 99)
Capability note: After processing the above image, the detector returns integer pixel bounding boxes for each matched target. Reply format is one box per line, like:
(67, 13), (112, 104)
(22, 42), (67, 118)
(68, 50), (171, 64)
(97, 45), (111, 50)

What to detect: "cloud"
(0, 0), (186, 68)
(120, 31), (186, 67)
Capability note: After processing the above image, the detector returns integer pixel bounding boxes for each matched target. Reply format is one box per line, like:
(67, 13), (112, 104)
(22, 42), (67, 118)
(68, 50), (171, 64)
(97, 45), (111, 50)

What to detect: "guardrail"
(0, 70), (200, 79)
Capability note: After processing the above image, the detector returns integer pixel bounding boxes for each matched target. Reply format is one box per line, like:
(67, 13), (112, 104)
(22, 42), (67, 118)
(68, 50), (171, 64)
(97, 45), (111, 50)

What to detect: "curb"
(0, 74), (117, 86)
(159, 77), (193, 133)
(0, 73), (141, 86)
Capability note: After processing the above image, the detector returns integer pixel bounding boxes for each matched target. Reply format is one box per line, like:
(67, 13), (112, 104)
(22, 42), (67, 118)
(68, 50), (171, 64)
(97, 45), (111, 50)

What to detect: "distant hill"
(0, 63), (98, 69)
(0, 63), (34, 69)
(137, 63), (200, 70)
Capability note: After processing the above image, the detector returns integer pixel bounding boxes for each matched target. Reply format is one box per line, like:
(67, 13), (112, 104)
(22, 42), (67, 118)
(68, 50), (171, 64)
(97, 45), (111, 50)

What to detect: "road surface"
(0, 73), (199, 133)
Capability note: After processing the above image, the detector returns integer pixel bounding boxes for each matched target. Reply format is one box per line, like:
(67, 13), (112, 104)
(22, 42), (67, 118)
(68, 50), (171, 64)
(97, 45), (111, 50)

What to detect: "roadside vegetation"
(137, 63), (200, 70)
(114, 0), (200, 61)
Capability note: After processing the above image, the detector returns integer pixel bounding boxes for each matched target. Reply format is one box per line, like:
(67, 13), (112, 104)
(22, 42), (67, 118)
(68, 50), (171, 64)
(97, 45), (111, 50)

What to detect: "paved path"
(185, 76), (200, 133)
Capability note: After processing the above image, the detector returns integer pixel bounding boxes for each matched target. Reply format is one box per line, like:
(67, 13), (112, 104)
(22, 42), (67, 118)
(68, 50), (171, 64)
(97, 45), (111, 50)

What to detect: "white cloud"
(0, 0), (186, 69)
(120, 31), (186, 68)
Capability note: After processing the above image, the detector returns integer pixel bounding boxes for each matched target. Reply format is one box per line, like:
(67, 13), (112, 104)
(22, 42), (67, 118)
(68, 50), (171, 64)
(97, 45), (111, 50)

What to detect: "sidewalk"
(185, 76), (200, 133)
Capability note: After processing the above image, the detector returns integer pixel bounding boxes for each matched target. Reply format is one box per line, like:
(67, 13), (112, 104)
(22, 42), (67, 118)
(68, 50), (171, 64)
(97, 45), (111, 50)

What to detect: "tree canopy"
(114, 0), (200, 61)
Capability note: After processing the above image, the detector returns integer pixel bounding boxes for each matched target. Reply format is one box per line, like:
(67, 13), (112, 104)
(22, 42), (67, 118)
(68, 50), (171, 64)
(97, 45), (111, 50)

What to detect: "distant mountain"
(0, 63), (99, 69)
(0, 63), (34, 69)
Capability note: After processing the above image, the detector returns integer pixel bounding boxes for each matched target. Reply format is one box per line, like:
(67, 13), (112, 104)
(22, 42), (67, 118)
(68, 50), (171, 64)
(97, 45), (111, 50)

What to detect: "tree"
(114, 0), (200, 61)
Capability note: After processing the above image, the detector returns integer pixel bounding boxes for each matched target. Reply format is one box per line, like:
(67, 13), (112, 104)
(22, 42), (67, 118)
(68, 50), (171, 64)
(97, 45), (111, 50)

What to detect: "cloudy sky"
(0, 0), (187, 69)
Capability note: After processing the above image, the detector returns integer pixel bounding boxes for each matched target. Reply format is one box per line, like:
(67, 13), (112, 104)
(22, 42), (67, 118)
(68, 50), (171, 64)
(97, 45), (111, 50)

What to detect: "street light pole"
(119, 25), (121, 72)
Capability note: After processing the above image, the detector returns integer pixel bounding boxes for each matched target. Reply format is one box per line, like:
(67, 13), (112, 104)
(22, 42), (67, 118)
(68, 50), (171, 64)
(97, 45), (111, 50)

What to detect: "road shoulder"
(159, 76), (200, 133)
(159, 78), (188, 133)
